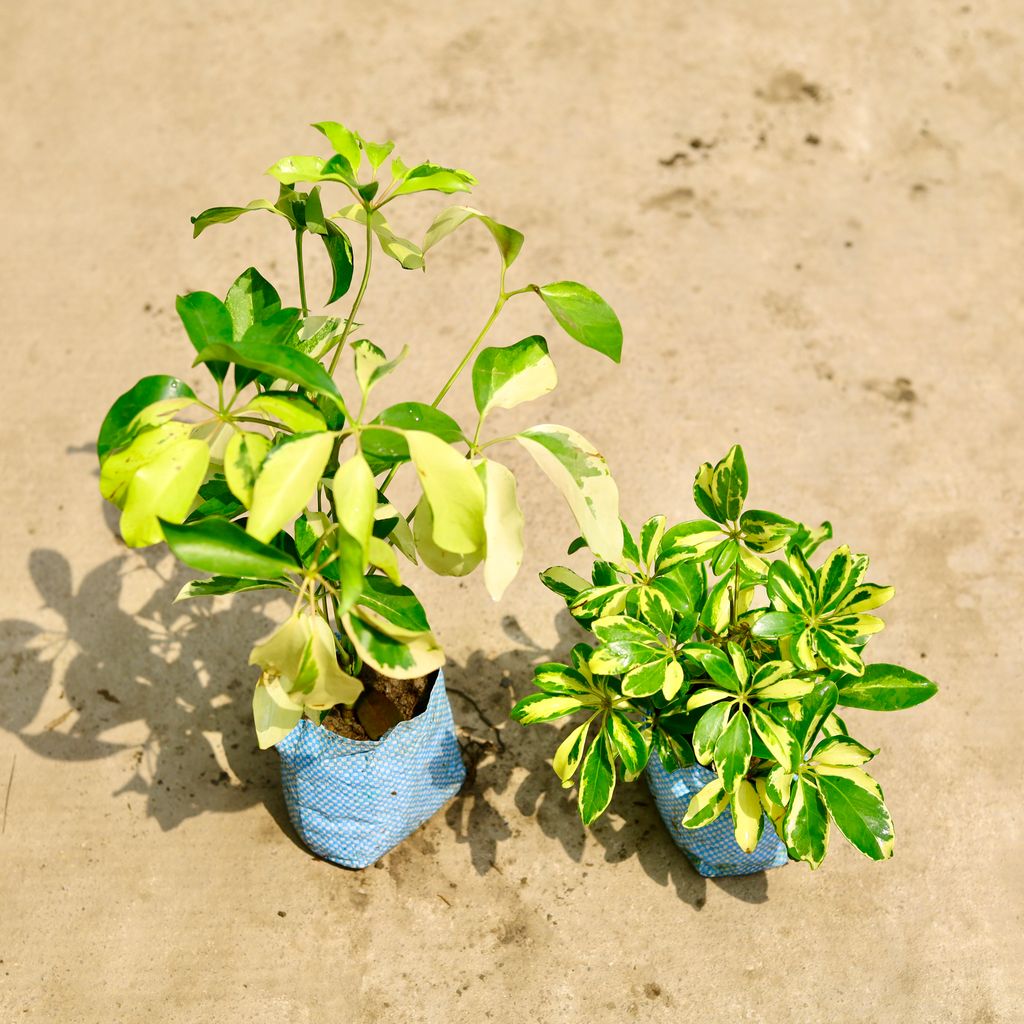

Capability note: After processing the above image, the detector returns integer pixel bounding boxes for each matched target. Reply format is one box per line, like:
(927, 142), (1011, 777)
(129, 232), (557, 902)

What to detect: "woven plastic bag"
(276, 670), (465, 868)
(646, 751), (789, 877)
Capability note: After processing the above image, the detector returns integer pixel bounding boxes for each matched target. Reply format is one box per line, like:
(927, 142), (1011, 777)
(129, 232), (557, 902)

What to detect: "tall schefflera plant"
(512, 446), (938, 869)
(98, 121), (625, 748)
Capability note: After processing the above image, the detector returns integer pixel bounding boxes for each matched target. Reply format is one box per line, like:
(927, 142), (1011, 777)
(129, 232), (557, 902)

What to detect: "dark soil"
(321, 666), (437, 741)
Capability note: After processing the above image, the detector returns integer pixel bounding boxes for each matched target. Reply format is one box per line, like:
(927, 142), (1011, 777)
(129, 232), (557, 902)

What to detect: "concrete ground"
(2, 2), (1022, 1021)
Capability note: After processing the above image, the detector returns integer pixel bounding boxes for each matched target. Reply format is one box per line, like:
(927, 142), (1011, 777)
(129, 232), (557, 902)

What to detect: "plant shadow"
(442, 612), (775, 907)
(0, 519), (300, 840)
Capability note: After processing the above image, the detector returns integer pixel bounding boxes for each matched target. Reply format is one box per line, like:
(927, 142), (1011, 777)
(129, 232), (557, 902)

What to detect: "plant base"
(646, 751), (789, 878)
(276, 669), (465, 868)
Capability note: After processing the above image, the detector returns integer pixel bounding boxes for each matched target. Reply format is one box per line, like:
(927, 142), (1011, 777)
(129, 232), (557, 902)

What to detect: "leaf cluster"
(513, 445), (938, 868)
(97, 121), (627, 747)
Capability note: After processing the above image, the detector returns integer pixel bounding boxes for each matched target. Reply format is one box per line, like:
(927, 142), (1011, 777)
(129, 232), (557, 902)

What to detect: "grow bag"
(276, 669), (465, 868)
(646, 751), (789, 877)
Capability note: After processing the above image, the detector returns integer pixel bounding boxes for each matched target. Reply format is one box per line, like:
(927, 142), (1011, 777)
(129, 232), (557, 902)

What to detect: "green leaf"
(516, 424), (622, 563)
(193, 340), (347, 409)
(686, 644), (741, 692)
(740, 509), (797, 553)
(817, 545), (857, 611)
(531, 663), (593, 697)
(681, 776), (729, 829)
(394, 162), (477, 197)
(238, 392), (326, 433)
(352, 340), (408, 397)
(783, 776), (830, 868)
(692, 702), (732, 765)
(412, 496), (484, 577)
(190, 199), (285, 237)
(834, 663), (938, 711)
(811, 735), (876, 766)
(552, 719), (591, 787)
(223, 431), (271, 508)
(176, 291), (233, 382)
(247, 433), (335, 543)
(639, 515), (666, 567)
(225, 268), (281, 342)
(712, 444), (747, 522)
(406, 431), (485, 555)
(777, 679), (839, 754)
(750, 610), (804, 639)
(97, 376), (197, 461)
(422, 205), (524, 267)
(578, 731), (615, 825)
(333, 204), (425, 269)
(479, 459), (524, 600)
(608, 712), (648, 776)
(693, 462), (722, 523)
(333, 452), (376, 567)
(356, 575), (431, 633)
(311, 120), (362, 176)
(174, 576), (290, 601)
(749, 706), (799, 771)
(814, 764), (894, 860)
(538, 565), (590, 602)
(510, 692), (586, 724)
(713, 710), (752, 793)
(119, 439), (209, 547)
(731, 779), (765, 853)
(362, 403), (465, 462)
(656, 519), (725, 570)
(535, 281), (622, 362)
(161, 517), (300, 578)
(341, 606), (445, 680)
(621, 658), (672, 698)
(322, 221), (354, 304)
(472, 336), (557, 418)
(267, 154), (354, 187)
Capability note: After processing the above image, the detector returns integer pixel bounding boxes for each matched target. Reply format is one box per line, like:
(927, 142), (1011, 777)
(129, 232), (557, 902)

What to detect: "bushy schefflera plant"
(97, 121), (626, 748)
(512, 446), (938, 868)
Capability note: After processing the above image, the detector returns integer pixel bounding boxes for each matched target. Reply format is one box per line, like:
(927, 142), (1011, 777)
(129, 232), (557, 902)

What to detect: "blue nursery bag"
(275, 669), (465, 869)
(646, 751), (789, 877)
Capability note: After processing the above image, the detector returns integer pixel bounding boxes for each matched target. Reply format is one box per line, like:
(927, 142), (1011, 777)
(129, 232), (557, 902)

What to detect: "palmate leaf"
(607, 712), (648, 776)
(692, 702), (732, 765)
(713, 710), (753, 793)
(552, 719), (592, 787)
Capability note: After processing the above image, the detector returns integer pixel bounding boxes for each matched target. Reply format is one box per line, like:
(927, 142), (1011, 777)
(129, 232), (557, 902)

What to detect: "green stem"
(431, 293), (505, 408)
(295, 229), (308, 318)
(327, 211), (374, 377)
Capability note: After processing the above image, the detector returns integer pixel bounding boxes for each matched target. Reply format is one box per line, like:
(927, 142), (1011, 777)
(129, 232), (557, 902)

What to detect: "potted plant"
(511, 445), (938, 876)
(97, 120), (626, 868)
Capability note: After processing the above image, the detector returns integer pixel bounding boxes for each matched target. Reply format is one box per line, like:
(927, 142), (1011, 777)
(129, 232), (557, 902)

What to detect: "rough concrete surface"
(2, 2), (1022, 1021)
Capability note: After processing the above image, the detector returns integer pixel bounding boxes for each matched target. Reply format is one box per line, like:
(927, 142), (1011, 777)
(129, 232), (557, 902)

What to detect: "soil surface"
(323, 668), (436, 741)
(2, 3), (1022, 1022)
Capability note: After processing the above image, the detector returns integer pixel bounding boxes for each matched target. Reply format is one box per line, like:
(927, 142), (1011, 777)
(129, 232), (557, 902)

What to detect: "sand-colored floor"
(2, 2), (1022, 1021)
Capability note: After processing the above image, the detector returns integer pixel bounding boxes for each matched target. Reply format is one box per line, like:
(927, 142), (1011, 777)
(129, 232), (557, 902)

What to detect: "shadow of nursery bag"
(276, 671), (465, 869)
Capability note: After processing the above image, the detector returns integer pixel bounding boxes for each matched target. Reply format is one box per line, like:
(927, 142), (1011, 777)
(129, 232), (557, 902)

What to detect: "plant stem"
(327, 212), (374, 377)
(295, 229), (308, 317)
(430, 293), (505, 408)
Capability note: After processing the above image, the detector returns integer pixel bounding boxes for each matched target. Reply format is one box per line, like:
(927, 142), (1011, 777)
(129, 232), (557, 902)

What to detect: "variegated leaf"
(511, 692), (587, 724)
(731, 779), (764, 853)
(552, 718), (593, 786)
(783, 775), (830, 869)
(681, 776), (729, 828)
(813, 764), (894, 860)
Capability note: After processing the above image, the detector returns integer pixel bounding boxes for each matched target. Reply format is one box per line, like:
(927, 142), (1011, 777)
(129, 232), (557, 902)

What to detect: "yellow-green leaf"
(731, 779), (764, 853)
(120, 438), (210, 547)
(681, 776), (729, 829)
(333, 451), (376, 565)
(247, 433), (335, 543)
(478, 459), (524, 600)
(406, 431), (485, 555)
(252, 675), (304, 750)
(552, 718), (592, 786)
(517, 424), (622, 563)
(224, 431), (271, 509)
(412, 496), (483, 576)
